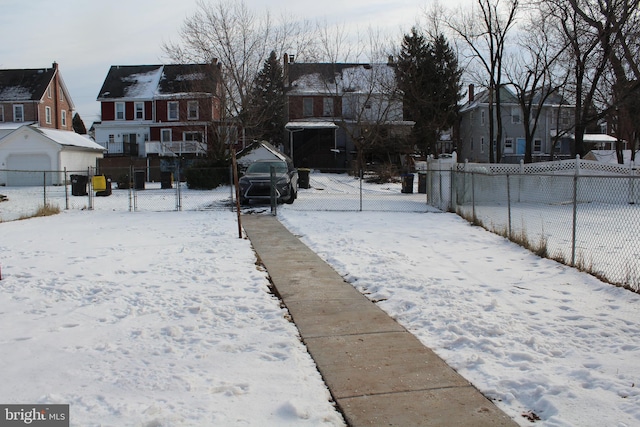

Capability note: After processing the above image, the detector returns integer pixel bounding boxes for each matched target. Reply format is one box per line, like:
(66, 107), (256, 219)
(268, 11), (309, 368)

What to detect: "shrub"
(184, 159), (231, 190)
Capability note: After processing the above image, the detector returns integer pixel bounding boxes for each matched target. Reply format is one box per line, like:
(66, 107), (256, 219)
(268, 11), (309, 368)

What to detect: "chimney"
(468, 84), (475, 103)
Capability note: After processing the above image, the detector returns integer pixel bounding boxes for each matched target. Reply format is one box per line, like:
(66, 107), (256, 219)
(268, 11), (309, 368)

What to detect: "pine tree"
(247, 50), (286, 146)
(72, 113), (87, 135)
(396, 28), (462, 157)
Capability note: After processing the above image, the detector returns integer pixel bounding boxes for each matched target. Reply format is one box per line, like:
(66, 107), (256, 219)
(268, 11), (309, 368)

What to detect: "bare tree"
(163, 0), (315, 147)
(449, 0), (520, 163)
(505, 9), (570, 162)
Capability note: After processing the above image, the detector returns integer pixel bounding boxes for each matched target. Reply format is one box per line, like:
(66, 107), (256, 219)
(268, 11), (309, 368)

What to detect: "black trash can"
(298, 168), (311, 189)
(70, 174), (88, 196)
(401, 173), (414, 194)
(418, 172), (427, 194)
(134, 170), (145, 190)
(160, 171), (173, 189)
(96, 176), (112, 197)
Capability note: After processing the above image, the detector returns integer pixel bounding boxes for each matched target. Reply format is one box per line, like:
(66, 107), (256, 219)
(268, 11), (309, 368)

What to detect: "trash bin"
(161, 171), (173, 189)
(70, 174), (88, 196)
(134, 170), (145, 190)
(96, 176), (112, 197)
(298, 168), (311, 189)
(418, 172), (427, 194)
(401, 173), (414, 194)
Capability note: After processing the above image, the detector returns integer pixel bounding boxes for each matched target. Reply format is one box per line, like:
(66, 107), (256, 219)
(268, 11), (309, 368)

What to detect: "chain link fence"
(425, 157), (640, 291)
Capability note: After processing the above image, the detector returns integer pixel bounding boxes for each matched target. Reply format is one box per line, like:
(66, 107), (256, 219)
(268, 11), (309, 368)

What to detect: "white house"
(0, 125), (105, 186)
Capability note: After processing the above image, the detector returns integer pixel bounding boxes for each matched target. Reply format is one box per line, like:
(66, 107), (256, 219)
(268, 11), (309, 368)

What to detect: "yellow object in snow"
(92, 175), (106, 192)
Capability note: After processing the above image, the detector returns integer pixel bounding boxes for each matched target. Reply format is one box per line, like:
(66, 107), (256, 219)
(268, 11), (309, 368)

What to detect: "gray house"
(458, 85), (574, 163)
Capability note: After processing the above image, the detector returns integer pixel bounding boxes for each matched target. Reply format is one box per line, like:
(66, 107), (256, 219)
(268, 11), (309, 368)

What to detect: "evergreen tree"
(396, 28), (462, 157)
(72, 112), (87, 134)
(247, 50), (286, 147)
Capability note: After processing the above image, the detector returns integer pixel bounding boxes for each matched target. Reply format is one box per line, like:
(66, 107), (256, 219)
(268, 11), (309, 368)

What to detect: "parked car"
(238, 160), (298, 205)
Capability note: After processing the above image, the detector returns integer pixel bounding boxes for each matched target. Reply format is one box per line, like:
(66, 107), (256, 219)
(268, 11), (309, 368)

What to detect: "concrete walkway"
(242, 214), (518, 427)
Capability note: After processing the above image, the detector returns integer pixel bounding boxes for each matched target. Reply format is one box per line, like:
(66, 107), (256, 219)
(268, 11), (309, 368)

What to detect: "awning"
(285, 121), (339, 130)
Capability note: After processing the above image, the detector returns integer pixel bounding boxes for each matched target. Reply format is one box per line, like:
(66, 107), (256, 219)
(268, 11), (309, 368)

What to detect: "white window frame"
(303, 98), (313, 117)
(13, 104), (24, 122)
(533, 138), (542, 153)
(135, 102), (145, 120)
(47, 86), (52, 99)
(168, 102), (179, 121)
(504, 138), (514, 154)
(187, 101), (199, 120)
(115, 102), (125, 120)
(161, 129), (172, 143)
(59, 89), (64, 102)
(45, 106), (52, 124)
(61, 110), (67, 127)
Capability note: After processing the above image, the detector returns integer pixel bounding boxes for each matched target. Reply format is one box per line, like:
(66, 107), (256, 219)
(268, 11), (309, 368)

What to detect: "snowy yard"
(1, 174), (640, 426)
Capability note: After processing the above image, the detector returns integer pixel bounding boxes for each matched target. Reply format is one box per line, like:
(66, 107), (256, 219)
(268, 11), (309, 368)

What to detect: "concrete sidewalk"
(242, 214), (518, 426)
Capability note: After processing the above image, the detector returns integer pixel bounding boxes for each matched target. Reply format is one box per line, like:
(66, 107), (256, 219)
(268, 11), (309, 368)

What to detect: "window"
(480, 110), (485, 126)
(303, 98), (313, 117)
(13, 104), (24, 122)
(60, 90), (64, 102)
(0, 106), (4, 122)
(47, 86), (52, 99)
(45, 107), (52, 124)
(561, 110), (570, 126)
(184, 131), (203, 142)
(115, 102), (125, 120)
(161, 129), (172, 142)
(108, 134), (115, 145)
(470, 111), (475, 126)
(61, 110), (67, 127)
(534, 139), (542, 152)
(504, 138), (514, 154)
(168, 102), (179, 121)
(135, 102), (144, 120)
(187, 101), (199, 120)
(481, 137), (485, 153)
(323, 97), (334, 117)
(512, 108), (521, 124)
(470, 137), (474, 150)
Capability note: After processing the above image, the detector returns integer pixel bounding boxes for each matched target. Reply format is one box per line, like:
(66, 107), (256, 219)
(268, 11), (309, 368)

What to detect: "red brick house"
(0, 62), (74, 131)
(93, 63), (228, 158)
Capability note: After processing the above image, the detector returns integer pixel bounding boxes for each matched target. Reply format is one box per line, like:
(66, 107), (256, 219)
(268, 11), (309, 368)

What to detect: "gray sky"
(0, 0), (427, 126)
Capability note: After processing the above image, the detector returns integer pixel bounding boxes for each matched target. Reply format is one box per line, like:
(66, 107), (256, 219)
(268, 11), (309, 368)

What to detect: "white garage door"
(6, 154), (53, 186)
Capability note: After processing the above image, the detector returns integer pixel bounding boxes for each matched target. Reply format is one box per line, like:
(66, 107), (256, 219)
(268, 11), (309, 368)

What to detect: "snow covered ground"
(1, 175), (640, 426)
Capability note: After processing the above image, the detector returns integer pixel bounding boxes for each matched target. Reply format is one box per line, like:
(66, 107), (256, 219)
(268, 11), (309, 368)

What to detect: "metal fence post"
(471, 171), (476, 222)
(571, 174), (578, 266)
(270, 165), (277, 216)
(43, 171), (47, 206)
(507, 174), (512, 238)
(360, 169), (363, 212)
(64, 168), (69, 210)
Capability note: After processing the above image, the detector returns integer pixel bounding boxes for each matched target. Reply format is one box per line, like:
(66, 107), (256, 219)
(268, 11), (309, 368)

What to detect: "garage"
(6, 153), (53, 186)
(0, 125), (104, 186)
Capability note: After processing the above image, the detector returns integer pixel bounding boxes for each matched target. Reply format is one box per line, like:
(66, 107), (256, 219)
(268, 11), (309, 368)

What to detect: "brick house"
(93, 63), (228, 158)
(283, 55), (412, 170)
(0, 62), (74, 131)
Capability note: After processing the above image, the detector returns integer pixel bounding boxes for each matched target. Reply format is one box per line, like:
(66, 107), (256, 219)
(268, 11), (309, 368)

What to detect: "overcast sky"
(0, 0), (429, 127)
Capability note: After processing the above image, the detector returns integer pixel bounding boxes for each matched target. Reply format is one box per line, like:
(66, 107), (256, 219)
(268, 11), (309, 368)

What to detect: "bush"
(184, 159), (231, 190)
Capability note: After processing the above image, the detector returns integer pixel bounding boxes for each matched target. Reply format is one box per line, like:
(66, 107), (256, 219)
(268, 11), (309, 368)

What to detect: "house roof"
(286, 62), (396, 95)
(97, 63), (221, 101)
(0, 124), (104, 151)
(460, 85), (570, 112)
(0, 66), (56, 102)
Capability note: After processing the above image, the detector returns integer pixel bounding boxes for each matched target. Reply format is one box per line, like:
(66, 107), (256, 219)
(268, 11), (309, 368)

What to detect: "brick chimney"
(468, 84), (475, 103)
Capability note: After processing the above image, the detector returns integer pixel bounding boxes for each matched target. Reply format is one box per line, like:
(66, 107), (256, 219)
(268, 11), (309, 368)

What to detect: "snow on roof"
(35, 127), (105, 151)
(287, 63), (396, 96)
(121, 67), (164, 99)
(285, 121), (339, 129)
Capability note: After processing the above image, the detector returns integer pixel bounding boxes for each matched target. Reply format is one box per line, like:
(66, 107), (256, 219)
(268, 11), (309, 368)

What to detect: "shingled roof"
(97, 63), (220, 101)
(0, 67), (56, 102)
